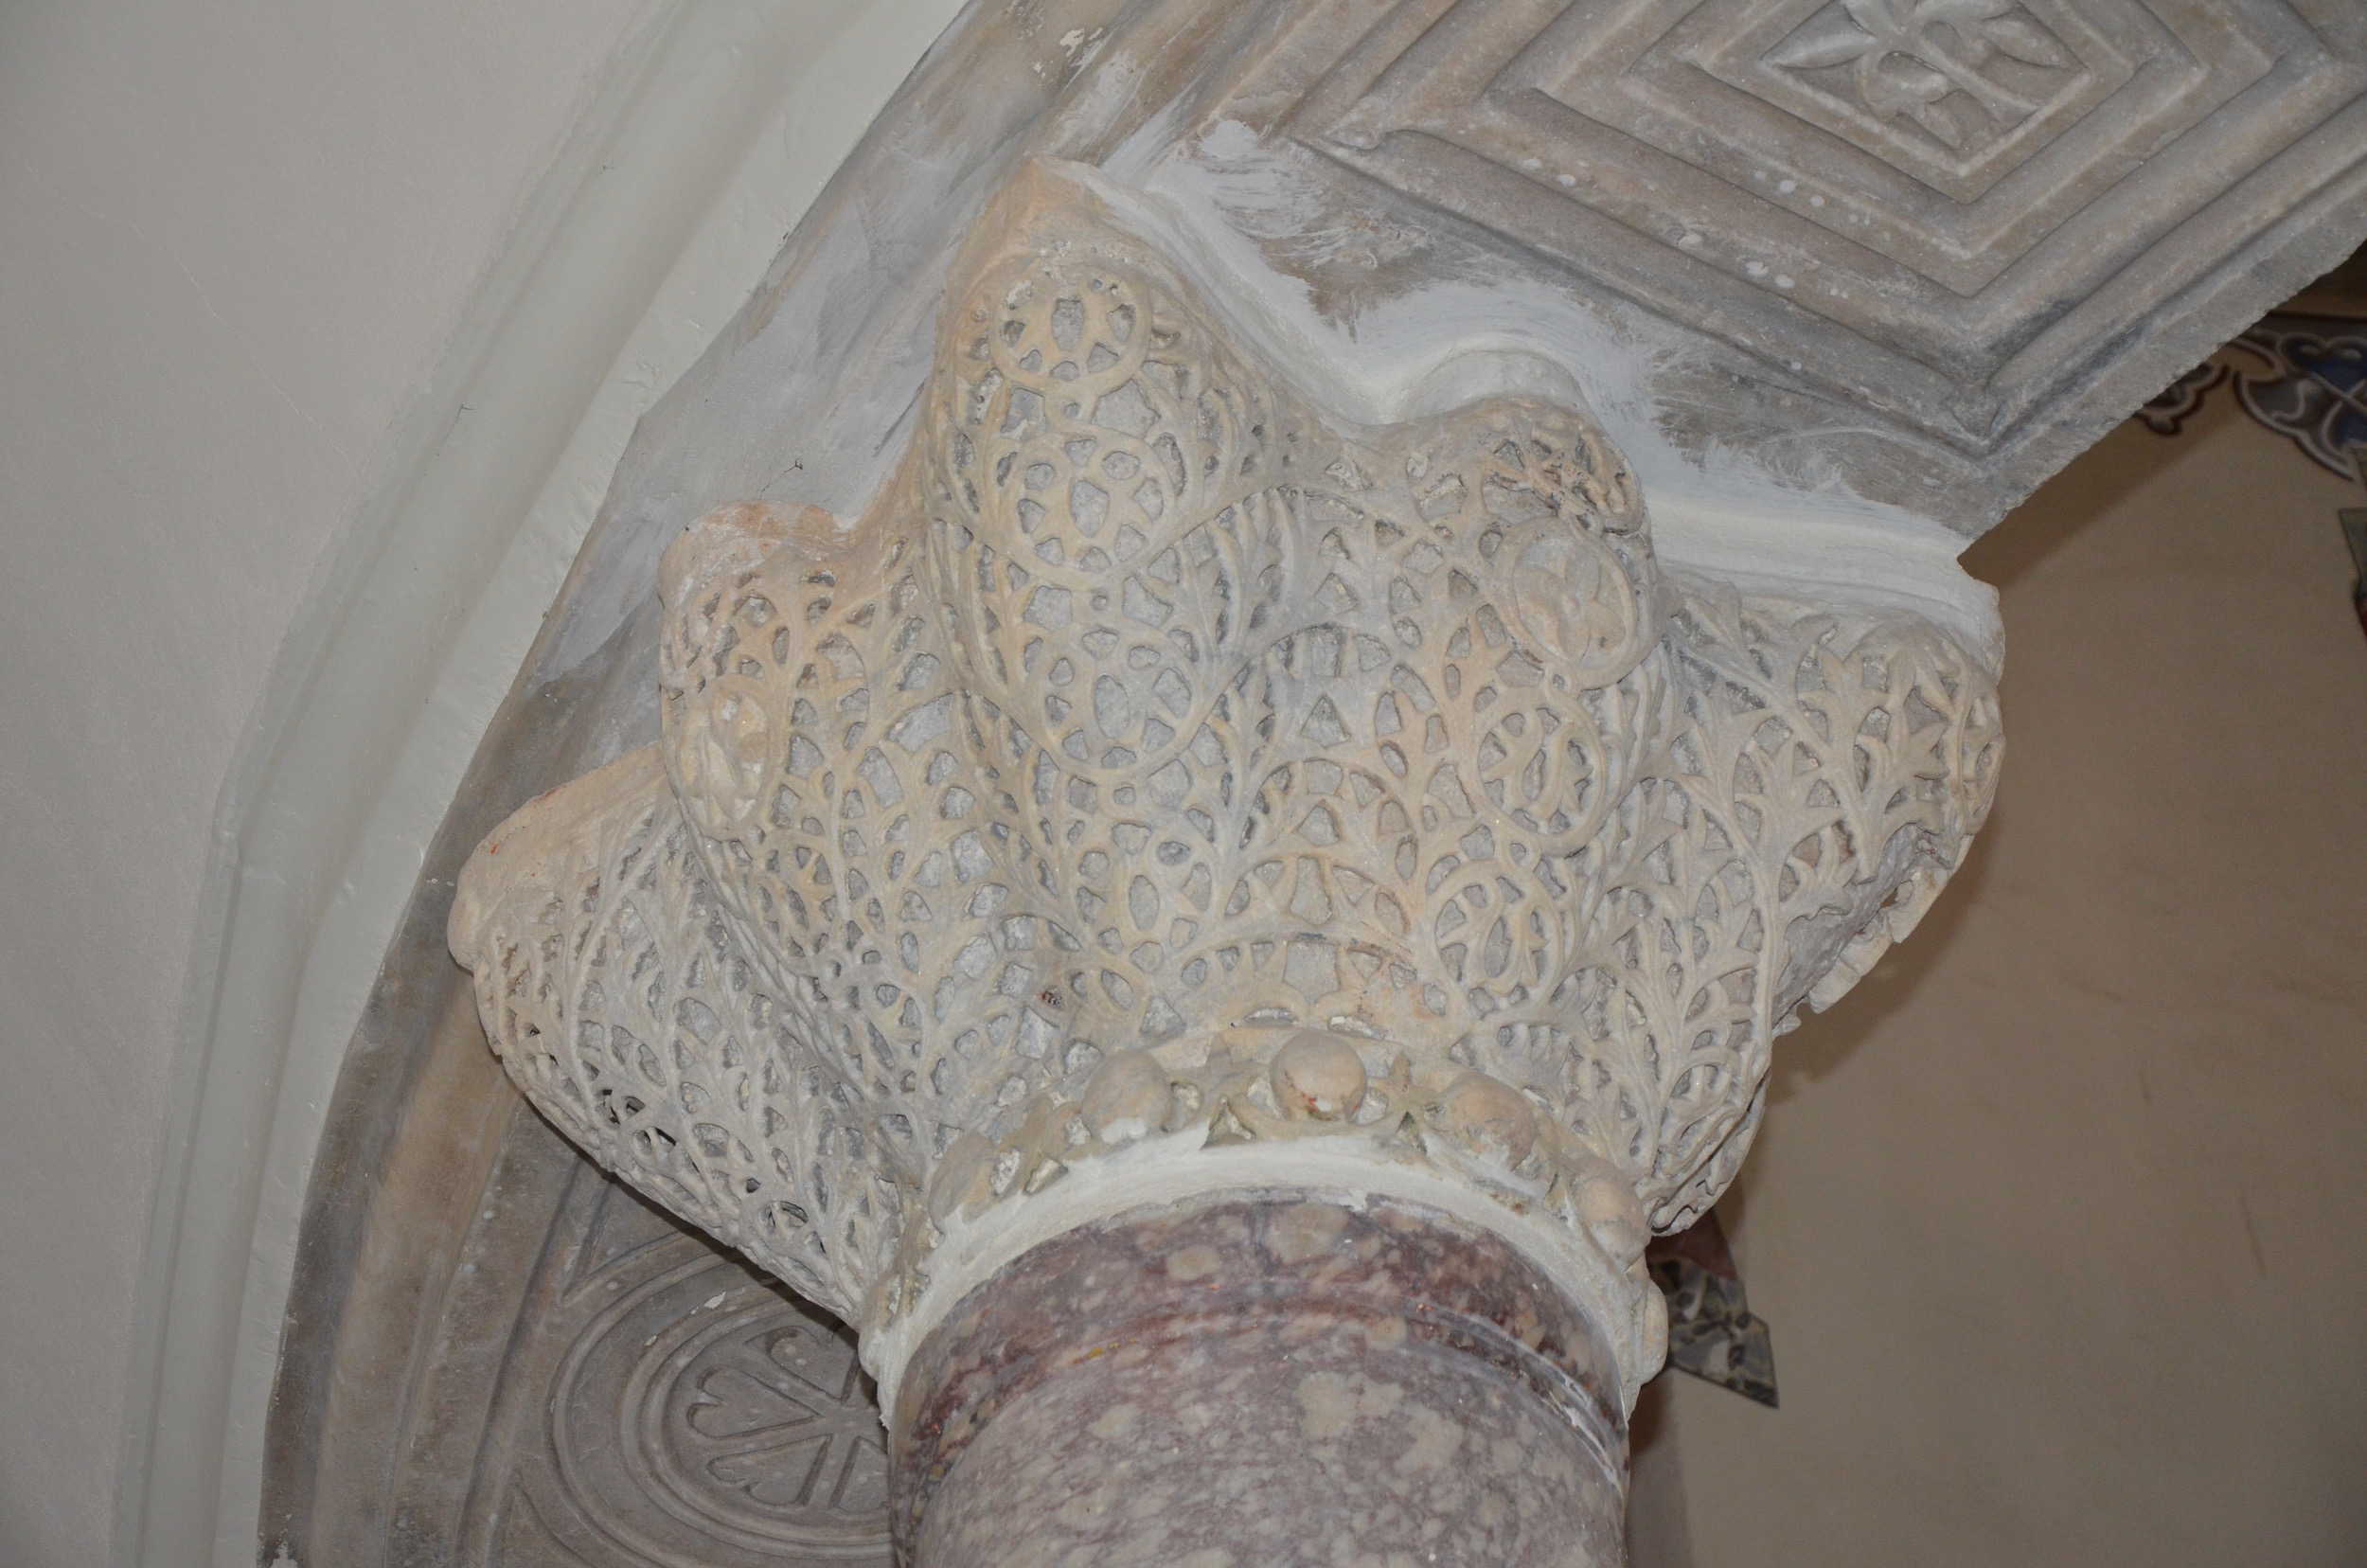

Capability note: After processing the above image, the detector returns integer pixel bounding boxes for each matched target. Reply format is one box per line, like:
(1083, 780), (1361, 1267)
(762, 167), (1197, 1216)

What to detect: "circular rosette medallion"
(1483, 512), (1654, 688)
(553, 1256), (891, 1563)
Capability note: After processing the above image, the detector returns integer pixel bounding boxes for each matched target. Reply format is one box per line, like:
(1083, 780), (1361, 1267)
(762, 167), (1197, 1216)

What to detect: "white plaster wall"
(1635, 406), (2367, 1563)
(0, 4), (648, 1559)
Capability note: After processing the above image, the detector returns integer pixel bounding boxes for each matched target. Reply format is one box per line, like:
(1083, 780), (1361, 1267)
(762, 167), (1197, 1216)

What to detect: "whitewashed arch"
(115, 5), (986, 1561)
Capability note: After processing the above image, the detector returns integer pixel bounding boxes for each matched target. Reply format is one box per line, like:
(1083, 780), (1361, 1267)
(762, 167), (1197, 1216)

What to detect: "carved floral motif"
(1766, 0), (2084, 152)
(449, 165), (2000, 1384)
(543, 1228), (894, 1563)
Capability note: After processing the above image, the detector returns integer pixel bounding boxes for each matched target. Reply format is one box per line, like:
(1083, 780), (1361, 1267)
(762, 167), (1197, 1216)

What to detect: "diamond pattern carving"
(1288, 0), (2367, 445)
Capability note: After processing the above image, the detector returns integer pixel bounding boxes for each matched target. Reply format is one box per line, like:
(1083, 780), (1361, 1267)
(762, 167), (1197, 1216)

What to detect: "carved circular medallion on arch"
(552, 1256), (891, 1563)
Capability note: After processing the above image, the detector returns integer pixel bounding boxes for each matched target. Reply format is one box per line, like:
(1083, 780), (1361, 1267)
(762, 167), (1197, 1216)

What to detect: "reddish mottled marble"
(893, 1188), (1627, 1565)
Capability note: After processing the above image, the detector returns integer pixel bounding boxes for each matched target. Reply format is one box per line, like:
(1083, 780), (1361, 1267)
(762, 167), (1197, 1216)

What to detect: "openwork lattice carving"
(450, 164), (2000, 1368)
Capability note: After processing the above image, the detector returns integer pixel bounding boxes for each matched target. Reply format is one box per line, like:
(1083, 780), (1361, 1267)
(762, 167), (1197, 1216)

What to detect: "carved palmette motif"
(450, 164), (1999, 1345)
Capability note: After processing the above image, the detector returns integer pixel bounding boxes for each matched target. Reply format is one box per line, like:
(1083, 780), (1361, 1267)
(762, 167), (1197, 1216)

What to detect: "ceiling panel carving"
(1238, 0), (2367, 472)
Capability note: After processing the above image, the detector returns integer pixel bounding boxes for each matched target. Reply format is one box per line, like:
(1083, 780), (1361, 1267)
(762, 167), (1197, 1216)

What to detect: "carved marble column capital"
(449, 162), (2002, 1417)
